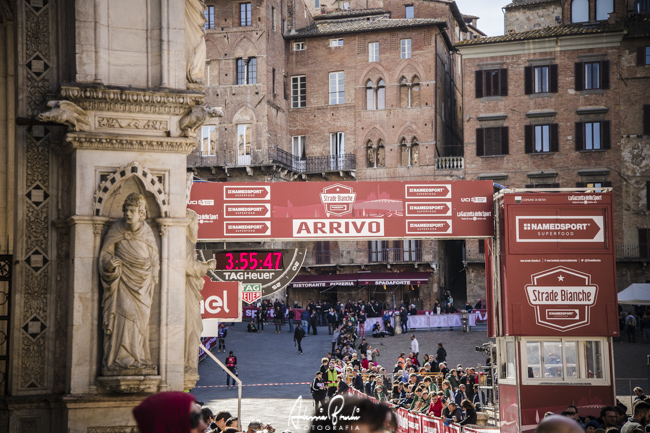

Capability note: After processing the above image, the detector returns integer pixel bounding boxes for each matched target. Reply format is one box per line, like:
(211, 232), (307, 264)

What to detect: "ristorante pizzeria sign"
(188, 181), (494, 241)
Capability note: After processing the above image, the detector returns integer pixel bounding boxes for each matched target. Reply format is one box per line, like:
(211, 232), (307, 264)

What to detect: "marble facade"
(0, 0), (213, 431)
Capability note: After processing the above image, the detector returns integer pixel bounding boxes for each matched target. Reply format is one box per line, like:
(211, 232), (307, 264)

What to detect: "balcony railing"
(616, 244), (650, 261)
(435, 156), (464, 170)
(361, 247), (423, 264)
(270, 147), (356, 173)
(187, 150), (268, 168)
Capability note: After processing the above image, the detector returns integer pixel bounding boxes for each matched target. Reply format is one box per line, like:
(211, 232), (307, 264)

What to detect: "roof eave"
(285, 21), (447, 40)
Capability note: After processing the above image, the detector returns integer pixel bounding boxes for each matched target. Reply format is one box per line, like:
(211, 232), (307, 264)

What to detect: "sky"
(455, 0), (512, 37)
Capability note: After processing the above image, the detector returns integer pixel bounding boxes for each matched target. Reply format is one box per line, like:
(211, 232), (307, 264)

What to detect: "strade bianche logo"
(320, 184), (356, 216)
(525, 266), (598, 331)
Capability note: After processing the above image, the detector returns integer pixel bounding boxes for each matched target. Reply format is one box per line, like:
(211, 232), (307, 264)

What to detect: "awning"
(357, 272), (431, 286)
(290, 272), (431, 288)
(290, 274), (358, 288)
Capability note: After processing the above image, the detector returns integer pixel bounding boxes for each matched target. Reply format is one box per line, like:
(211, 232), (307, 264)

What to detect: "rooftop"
(455, 23), (623, 46)
(312, 8), (387, 21)
(288, 16), (447, 39)
(503, 0), (561, 10)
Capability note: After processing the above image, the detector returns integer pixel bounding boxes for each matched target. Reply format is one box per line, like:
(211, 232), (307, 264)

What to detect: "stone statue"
(185, 0), (207, 85)
(99, 193), (160, 373)
(184, 209), (216, 376)
(179, 105), (223, 137)
(38, 100), (90, 131)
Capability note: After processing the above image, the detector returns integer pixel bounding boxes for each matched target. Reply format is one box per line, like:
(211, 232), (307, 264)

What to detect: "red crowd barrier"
(346, 389), (468, 433)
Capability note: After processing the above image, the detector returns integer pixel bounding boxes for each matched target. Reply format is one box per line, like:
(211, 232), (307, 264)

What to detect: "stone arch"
(363, 126), (387, 144)
(206, 39), (222, 60)
(358, 64), (389, 86)
(93, 161), (169, 219)
(394, 60), (426, 83)
(396, 123), (421, 143)
(232, 104), (257, 124)
(232, 34), (258, 58)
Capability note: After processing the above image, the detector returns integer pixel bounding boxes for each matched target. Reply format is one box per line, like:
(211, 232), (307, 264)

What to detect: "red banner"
(189, 181), (494, 241)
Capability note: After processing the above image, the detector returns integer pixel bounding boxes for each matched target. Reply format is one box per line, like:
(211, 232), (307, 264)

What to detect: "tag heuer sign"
(204, 248), (307, 299)
(242, 283), (262, 304)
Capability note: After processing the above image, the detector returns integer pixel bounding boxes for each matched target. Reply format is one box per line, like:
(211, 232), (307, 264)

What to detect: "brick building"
(191, 0), (475, 308)
(456, 0), (650, 300)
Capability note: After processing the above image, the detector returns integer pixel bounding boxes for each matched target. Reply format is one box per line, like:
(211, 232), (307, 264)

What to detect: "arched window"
(376, 140), (385, 167)
(366, 140), (385, 168)
(400, 77), (409, 108)
(400, 138), (409, 166)
(366, 140), (376, 168)
(410, 137), (419, 166)
(366, 80), (374, 110)
(572, 0), (589, 23)
(411, 76), (421, 107)
(596, 0), (614, 20)
(377, 79), (386, 110)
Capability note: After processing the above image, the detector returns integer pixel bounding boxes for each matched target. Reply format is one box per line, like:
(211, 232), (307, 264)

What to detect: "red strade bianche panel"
(188, 181), (494, 241)
(499, 193), (619, 337)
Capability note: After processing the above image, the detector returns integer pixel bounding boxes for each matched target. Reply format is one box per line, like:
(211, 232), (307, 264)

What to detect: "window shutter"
(500, 69), (508, 96)
(475, 70), (483, 98)
(476, 128), (484, 156)
(524, 66), (533, 95)
(601, 61), (610, 90)
(601, 120), (611, 149)
(367, 241), (373, 262)
(575, 62), (583, 91)
(638, 47), (646, 66)
(643, 105), (650, 135)
(575, 122), (584, 151)
(524, 125), (533, 153)
(550, 64), (559, 93)
(501, 126), (509, 155)
(550, 123), (559, 152)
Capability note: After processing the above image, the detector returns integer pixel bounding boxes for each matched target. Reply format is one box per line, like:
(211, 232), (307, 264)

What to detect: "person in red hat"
(133, 391), (207, 433)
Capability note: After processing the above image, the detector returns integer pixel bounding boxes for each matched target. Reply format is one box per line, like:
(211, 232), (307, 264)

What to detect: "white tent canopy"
(618, 283), (650, 305)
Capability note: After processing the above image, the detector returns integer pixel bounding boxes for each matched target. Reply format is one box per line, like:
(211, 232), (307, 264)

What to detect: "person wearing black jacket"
(459, 400), (478, 425)
(436, 343), (447, 363)
(446, 402), (463, 423)
(365, 374), (376, 396)
(311, 371), (327, 411)
(310, 311), (319, 335)
(294, 323), (305, 354)
(399, 307), (409, 333)
(351, 370), (364, 392)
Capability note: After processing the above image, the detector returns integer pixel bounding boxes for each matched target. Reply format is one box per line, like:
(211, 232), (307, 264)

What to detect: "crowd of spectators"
(310, 325), (490, 427)
(538, 389), (650, 432)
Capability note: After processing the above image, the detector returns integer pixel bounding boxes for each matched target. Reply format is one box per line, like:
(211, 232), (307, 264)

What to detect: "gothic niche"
(95, 162), (167, 393)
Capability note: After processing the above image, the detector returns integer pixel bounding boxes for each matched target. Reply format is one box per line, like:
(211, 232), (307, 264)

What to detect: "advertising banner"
(188, 181), (494, 241)
(498, 193), (618, 337)
(201, 278), (242, 337)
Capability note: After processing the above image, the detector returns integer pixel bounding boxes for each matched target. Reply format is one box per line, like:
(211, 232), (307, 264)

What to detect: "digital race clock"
(214, 251), (284, 270)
